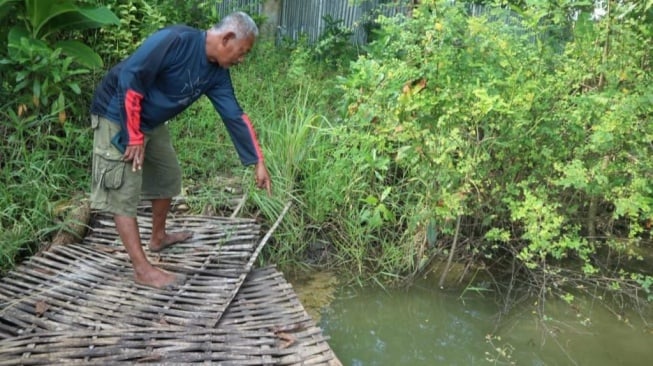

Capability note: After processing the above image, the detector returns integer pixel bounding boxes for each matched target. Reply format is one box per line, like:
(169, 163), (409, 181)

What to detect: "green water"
(319, 280), (653, 366)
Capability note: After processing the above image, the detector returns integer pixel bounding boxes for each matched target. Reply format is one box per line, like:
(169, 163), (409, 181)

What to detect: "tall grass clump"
(0, 107), (92, 273)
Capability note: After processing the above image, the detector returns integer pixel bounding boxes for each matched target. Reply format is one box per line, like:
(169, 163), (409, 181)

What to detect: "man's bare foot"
(134, 265), (186, 289)
(148, 231), (193, 252)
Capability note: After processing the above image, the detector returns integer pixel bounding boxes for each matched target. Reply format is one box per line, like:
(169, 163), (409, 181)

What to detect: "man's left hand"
(254, 161), (272, 196)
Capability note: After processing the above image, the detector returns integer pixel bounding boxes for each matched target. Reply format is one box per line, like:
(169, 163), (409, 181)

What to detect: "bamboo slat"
(0, 327), (277, 365)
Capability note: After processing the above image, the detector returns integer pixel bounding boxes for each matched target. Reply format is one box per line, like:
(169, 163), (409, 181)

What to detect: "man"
(90, 12), (272, 289)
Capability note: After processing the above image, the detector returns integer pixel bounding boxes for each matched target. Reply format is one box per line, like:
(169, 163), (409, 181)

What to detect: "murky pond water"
(295, 273), (653, 366)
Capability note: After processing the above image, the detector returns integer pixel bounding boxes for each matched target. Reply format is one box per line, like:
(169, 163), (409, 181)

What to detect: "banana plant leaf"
(25, 0), (119, 39)
(55, 40), (103, 68)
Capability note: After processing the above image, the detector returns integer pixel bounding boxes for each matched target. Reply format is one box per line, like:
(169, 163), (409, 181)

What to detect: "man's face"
(213, 33), (255, 68)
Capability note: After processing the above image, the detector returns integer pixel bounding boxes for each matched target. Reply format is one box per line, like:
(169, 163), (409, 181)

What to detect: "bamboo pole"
(211, 201), (293, 327)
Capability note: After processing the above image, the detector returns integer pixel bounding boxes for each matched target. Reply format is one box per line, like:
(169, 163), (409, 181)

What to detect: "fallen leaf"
(276, 332), (296, 349)
(35, 300), (49, 317)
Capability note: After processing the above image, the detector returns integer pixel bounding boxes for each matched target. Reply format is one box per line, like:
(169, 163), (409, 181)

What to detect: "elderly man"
(90, 12), (271, 289)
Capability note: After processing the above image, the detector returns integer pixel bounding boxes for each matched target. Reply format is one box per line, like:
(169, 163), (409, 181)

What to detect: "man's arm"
(206, 75), (264, 165)
(206, 76), (271, 194)
(115, 29), (178, 169)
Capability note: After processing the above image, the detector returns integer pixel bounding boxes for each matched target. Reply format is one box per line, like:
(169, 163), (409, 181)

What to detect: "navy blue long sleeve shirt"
(91, 25), (263, 165)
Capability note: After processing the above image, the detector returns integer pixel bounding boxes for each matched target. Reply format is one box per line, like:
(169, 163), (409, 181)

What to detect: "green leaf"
(68, 82), (81, 95)
(7, 26), (50, 59)
(380, 186), (391, 201)
(15, 70), (27, 83)
(7, 26), (29, 49)
(362, 195), (378, 205)
(38, 6), (120, 40)
(24, 0), (119, 39)
(32, 78), (41, 99)
(54, 40), (102, 68)
(426, 219), (438, 247)
(26, 0), (77, 38)
(14, 79), (28, 92)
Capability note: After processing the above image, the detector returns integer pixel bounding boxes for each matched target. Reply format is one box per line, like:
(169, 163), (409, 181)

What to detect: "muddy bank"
(287, 270), (339, 322)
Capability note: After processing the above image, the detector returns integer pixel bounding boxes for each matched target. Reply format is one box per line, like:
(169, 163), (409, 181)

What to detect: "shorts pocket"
(91, 115), (100, 129)
(94, 153), (125, 190)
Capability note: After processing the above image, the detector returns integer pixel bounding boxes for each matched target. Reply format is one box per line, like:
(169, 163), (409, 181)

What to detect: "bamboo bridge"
(0, 201), (342, 365)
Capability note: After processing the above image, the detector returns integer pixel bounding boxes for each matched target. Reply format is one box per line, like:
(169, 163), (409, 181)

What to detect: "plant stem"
(439, 214), (462, 289)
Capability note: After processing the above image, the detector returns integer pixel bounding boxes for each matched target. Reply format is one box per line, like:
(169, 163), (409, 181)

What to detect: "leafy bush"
(88, 0), (167, 67)
(0, 0), (119, 121)
(312, 14), (358, 68)
(319, 0), (652, 296)
(151, 0), (216, 28)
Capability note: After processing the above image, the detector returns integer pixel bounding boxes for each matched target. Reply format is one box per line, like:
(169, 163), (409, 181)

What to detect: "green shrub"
(88, 0), (166, 67)
(0, 0), (119, 121)
(326, 0), (653, 293)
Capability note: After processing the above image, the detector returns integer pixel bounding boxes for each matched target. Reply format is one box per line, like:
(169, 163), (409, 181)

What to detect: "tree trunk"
(50, 198), (91, 246)
(261, 0), (281, 40)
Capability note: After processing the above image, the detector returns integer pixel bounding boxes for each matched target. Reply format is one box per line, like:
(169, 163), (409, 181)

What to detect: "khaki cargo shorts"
(90, 115), (182, 217)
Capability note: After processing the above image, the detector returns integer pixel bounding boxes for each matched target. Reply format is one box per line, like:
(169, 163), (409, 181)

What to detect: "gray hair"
(212, 11), (259, 39)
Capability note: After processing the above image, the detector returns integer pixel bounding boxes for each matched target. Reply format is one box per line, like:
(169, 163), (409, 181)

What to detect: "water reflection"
(320, 280), (653, 366)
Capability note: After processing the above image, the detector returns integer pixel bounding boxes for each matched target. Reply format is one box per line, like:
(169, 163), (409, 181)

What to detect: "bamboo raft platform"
(0, 208), (342, 365)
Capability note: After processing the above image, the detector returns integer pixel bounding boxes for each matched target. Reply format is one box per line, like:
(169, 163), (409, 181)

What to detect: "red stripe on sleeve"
(125, 89), (144, 145)
(242, 114), (264, 162)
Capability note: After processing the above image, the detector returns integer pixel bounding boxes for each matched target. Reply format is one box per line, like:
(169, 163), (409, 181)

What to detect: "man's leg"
(142, 124), (193, 252)
(114, 214), (180, 288)
(90, 116), (183, 289)
(148, 198), (193, 252)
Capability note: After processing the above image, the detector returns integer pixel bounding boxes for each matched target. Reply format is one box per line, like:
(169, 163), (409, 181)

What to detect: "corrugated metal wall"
(280, 0), (364, 44)
(279, 0), (409, 44)
(209, 0), (410, 45)
(213, 0), (262, 17)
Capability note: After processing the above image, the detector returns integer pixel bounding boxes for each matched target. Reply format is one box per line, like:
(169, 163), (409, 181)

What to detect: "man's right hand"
(124, 144), (145, 172)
